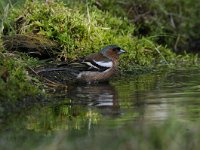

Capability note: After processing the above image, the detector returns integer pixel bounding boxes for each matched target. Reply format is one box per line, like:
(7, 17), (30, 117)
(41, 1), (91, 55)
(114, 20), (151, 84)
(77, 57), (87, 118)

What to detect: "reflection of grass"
(36, 117), (200, 150)
(0, 99), (199, 150)
(25, 103), (102, 132)
(2, 98), (199, 150)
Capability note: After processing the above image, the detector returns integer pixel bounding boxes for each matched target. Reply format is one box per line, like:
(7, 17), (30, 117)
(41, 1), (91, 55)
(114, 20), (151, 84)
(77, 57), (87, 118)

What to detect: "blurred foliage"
(96, 0), (200, 53)
(64, 117), (200, 150)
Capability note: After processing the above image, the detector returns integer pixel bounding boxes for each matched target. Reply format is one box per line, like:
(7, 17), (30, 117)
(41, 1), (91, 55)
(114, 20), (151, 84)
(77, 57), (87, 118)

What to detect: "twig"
(174, 34), (180, 52)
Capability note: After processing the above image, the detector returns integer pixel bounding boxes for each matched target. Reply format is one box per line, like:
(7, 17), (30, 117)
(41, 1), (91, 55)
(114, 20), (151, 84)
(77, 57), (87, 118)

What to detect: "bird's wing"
(83, 53), (112, 71)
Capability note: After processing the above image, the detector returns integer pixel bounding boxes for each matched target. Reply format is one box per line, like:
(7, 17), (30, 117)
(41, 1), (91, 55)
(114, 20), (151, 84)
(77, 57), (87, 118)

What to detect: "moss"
(3, 0), (193, 71)
(0, 50), (42, 102)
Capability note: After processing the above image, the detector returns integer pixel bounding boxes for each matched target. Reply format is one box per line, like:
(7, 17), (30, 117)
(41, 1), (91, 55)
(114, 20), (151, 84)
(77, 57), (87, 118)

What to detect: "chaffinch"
(37, 45), (126, 83)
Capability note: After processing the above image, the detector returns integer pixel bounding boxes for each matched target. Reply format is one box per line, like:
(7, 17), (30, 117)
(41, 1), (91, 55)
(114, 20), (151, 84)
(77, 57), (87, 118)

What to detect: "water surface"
(1, 68), (200, 149)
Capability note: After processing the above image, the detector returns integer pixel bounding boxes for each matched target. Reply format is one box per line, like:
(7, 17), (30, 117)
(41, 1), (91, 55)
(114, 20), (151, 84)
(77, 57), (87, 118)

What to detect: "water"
(1, 69), (200, 150)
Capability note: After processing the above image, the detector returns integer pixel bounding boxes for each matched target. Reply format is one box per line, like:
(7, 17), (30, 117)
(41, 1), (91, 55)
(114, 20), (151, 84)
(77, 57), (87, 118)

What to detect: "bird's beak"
(118, 49), (126, 54)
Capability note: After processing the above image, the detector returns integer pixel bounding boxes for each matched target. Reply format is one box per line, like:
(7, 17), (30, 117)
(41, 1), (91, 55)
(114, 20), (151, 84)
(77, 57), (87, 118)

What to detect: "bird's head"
(100, 45), (126, 60)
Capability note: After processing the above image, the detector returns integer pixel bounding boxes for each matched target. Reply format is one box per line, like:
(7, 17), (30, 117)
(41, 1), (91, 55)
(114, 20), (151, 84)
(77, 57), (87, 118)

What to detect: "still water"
(1, 68), (200, 149)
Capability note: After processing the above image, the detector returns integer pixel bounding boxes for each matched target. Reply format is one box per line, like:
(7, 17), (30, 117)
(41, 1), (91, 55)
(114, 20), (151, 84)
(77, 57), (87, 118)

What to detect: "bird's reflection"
(67, 83), (120, 117)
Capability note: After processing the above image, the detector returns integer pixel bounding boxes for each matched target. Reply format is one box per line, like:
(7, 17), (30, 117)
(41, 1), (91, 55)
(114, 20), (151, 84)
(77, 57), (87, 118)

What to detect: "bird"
(36, 45), (126, 84)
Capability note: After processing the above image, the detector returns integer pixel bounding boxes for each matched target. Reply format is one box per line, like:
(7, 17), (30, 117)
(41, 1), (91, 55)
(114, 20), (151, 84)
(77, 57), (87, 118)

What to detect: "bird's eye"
(112, 47), (120, 52)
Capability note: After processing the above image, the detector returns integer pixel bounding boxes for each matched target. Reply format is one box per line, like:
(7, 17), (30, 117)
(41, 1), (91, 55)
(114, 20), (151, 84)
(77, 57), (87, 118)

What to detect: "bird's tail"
(36, 67), (79, 76)
(35, 67), (80, 83)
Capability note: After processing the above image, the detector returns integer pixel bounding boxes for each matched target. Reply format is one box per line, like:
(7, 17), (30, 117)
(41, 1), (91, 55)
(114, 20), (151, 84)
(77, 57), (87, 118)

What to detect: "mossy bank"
(0, 0), (199, 103)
